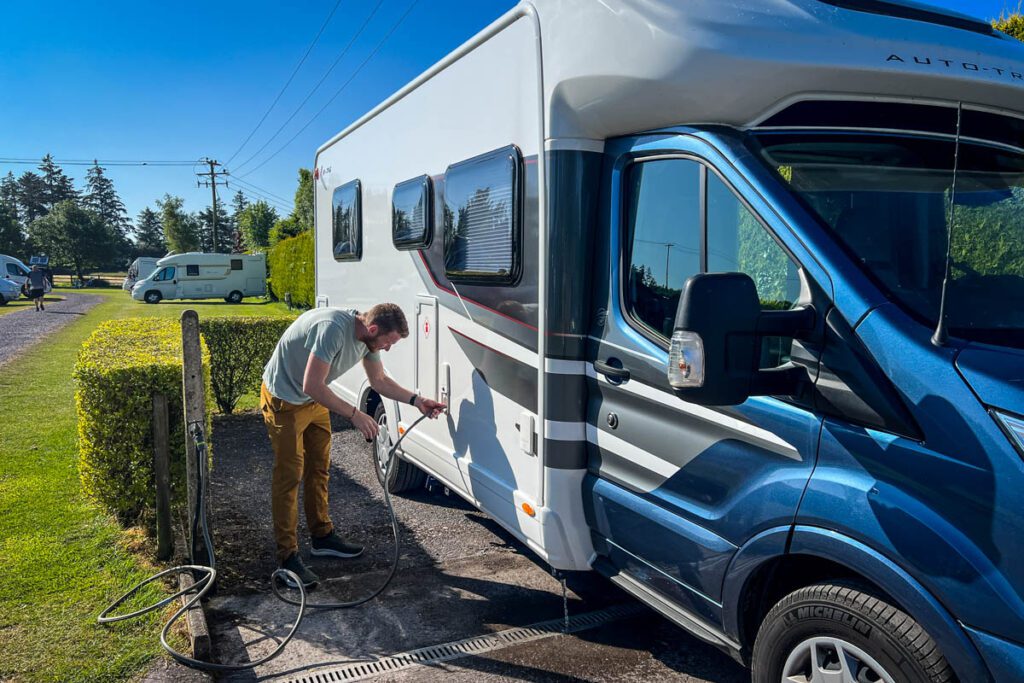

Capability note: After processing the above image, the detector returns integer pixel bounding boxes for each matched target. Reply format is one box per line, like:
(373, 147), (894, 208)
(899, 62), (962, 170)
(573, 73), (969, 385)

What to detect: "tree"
(994, 13), (1024, 41)
(269, 214), (302, 245)
(0, 172), (19, 223)
(28, 201), (116, 281)
(133, 207), (165, 256)
(83, 164), (130, 238)
(38, 154), (77, 209)
(0, 206), (27, 256)
(293, 168), (314, 233)
(230, 189), (249, 220)
(197, 204), (232, 253)
(16, 172), (47, 224)
(157, 194), (200, 253)
(237, 200), (278, 250)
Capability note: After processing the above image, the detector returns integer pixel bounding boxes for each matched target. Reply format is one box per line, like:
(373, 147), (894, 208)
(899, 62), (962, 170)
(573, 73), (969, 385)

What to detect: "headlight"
(993, 411), (1024, 459)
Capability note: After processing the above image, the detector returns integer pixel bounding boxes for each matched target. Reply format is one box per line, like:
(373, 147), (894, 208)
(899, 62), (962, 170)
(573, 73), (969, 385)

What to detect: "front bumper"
(963, 624), (1024, 682)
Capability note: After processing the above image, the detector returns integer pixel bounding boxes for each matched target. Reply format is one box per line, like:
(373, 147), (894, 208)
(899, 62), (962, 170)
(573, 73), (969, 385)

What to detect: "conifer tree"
(83, 164), (130, 238)
(0, 206), (26, 256)
(16, 172), (47, 224)
(0, 172), (20, 223)
(133, 207), (166, 256)
(38, 154), (77, 209)
(197, 204), (232, 253)
(157, 194), (200, 253)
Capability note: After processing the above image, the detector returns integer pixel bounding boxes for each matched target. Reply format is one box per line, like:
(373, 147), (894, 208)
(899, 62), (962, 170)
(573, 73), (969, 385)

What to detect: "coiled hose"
(98, 412), (429, 672)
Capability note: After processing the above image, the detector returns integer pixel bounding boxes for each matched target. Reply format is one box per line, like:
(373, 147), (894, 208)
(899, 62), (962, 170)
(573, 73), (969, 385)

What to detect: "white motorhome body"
(123, 257), (160, 290)
(131, 252), (266, 303)
(316, 1), (1024, 676)
(0, 254), (31, 287)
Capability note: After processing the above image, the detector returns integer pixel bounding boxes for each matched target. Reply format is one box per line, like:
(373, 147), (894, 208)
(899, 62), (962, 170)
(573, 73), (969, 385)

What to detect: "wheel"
(752, 581), (954, 683)
(226, 290), (243, 304)
(0, 297), (7, 306)
(144, 290), (162, 304)
(371, 402), (427, 494)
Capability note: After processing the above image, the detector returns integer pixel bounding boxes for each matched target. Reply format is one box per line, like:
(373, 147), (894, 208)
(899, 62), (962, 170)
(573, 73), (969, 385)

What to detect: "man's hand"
(415, 396), (446, 419)
(351, 410), (379, 440)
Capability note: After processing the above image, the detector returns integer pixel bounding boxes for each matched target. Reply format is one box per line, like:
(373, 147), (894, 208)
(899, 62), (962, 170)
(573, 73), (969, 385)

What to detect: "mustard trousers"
(260, 383), (334, 562)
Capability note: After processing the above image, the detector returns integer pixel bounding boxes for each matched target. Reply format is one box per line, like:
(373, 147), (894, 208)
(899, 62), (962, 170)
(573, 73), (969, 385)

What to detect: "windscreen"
(751, 131), (1024, 348)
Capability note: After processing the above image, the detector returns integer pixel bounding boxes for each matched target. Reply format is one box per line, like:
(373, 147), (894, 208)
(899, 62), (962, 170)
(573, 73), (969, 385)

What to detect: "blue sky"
(0, 0), (1016, 229)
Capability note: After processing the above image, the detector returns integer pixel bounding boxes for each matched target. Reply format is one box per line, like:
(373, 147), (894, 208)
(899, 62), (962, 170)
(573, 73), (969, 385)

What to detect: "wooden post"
(180, 310), (208, 564)
(153, 393), (172, 561)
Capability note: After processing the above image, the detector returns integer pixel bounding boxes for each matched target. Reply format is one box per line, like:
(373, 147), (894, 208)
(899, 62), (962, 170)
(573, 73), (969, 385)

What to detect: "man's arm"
(302, 353), (379, 439)
(363, 357), (446, 418)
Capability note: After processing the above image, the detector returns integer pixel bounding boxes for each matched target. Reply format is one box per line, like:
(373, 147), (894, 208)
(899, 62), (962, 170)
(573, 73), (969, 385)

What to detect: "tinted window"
(230, 259), (243, 270)
(186, 264), (199, 276)
(6, 264), (20, 276)
(625, 159), (702, 338)
(154, 267), (175, 281)
(444, 146), (520, 284)
(393, 175), (431, 249)
(624, 159), (800, 366)
(332, 179), (361, 261)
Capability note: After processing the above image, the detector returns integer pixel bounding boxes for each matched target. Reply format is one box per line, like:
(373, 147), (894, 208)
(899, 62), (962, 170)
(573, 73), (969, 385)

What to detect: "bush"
(201, 316), (291, 414)
(267, 230), (314, 308)
(74, 319), (212, 523)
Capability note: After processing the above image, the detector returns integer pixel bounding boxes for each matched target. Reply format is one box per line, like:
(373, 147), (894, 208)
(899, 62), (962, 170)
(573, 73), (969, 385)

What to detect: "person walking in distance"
(260, 303), (446, 588)
(27, 265), (47, 311)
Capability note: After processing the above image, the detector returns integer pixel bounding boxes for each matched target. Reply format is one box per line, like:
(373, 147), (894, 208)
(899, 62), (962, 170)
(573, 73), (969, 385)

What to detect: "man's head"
(361, 303), (409, 352)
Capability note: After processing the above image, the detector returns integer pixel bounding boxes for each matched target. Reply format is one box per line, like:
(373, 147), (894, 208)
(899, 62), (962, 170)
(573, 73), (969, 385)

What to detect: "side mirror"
(668, 272), (814, 406)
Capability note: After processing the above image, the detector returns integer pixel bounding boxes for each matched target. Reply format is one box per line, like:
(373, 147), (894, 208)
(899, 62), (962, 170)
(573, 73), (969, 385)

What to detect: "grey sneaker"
(311, 531), (364, 558)
(279, 553), (319, 589)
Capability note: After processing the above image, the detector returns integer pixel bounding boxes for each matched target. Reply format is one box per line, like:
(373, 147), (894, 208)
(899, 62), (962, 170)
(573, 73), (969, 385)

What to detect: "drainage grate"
(284, 602), (645, 683)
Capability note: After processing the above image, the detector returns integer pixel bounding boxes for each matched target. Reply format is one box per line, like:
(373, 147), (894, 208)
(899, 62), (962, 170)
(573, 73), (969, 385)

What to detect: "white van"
(131, 252), (266, 304)
(123, 257), (160, 291)
(0, 254), (31, 287)
(315, 2), (1024, 681)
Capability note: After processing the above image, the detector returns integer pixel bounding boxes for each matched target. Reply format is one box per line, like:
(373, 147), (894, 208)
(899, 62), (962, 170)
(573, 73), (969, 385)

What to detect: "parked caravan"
(0, 254), (31, 287)
(315, 2), (1024, 681)
(123, 257), (160, 290)
(130, 252), (266, 303)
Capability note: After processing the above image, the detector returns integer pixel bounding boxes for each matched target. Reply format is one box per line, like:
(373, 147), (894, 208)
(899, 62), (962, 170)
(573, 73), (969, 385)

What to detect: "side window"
(332, 179), (361, 261)
(154, 267), (175, 281)
(624, 158), (801, 367)
(186, 264), (199, 277)
(392, 175), (432, 250)
(624, 159), (702, 338)
(6, 264), (19, 276)
(230, 259), (243, 271)
(444, 145), (521, 284)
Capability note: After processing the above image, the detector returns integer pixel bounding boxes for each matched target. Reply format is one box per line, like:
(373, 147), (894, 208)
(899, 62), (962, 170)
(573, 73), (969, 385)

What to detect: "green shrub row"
(74, 319), (212, 524)
(267, 230), (314, 308)
(201, 316), (291, 414)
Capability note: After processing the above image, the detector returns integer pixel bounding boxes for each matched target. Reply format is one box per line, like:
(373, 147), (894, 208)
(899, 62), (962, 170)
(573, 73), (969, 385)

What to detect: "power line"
(239, 0), (420, 178)
(231, 0), (386, 174)
(229, 176), (293, 205)
(224, 0), (344, 167)
(230, 186), (291, 213)
(0, 158), (197, 166)
(196, 158), (230, 251)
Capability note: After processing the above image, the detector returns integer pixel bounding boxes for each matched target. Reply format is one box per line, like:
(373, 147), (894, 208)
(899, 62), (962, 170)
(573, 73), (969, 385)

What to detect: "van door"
(584, 135), (822, 625)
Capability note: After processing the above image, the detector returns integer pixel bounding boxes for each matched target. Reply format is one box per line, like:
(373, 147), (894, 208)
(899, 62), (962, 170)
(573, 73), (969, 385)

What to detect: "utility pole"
(196, 158), (230, 253)
(664, 243), (676, 289)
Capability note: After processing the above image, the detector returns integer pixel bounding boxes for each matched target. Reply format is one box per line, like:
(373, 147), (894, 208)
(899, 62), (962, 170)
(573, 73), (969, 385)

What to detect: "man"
(261, 303), (445, 588)
(26, 265), (48, 311)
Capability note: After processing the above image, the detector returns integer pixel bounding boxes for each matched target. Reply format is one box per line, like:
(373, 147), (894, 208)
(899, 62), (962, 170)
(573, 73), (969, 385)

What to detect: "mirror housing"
(668, 272), (814, 406)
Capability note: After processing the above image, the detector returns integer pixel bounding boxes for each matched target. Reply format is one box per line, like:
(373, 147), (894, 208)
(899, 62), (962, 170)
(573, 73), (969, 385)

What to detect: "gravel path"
(0, 293), (102, 368)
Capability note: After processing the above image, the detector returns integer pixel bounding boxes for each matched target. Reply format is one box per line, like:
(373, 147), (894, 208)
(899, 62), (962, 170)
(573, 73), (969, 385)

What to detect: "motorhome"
(0, 254), (31, 287)
(314, 2), (1024, 681)
(123, 257), (160, 291)
(130, 252), (266, 303)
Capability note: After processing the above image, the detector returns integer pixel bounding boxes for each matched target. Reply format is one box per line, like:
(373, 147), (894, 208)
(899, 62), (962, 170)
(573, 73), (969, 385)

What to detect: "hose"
(98, 411), (429, 672)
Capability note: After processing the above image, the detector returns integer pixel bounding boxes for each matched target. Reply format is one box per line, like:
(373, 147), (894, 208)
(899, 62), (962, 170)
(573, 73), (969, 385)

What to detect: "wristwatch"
(408, 393), (419, 406)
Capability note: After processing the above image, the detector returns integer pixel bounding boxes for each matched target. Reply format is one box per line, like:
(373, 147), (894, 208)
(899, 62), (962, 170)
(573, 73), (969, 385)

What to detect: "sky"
(0, 0), (1017, 230)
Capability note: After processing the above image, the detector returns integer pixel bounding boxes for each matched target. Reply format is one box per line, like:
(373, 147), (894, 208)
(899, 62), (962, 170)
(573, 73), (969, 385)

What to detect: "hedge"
(74, 319), (212, 524)
(267, 230), (314, 308)
(201, 316), (292, 414)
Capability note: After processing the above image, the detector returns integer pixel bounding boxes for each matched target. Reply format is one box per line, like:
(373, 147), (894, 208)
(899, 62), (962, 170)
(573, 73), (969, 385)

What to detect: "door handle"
(593, 359), (630, 383)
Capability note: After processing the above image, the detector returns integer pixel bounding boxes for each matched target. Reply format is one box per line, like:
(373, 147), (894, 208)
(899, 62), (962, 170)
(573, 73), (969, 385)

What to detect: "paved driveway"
(159, 413), (750, 683)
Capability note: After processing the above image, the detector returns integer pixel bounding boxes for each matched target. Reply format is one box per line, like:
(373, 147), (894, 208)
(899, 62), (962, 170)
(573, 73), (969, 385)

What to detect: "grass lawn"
(0, 290), (295, 681)
(0, 294), (66, 317)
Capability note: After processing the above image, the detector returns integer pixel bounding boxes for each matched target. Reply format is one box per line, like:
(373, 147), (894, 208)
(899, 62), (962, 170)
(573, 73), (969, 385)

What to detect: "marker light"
(668, 330), (705, 389)
(994, 411), (1024, 460)
(521, 503), (536, 517)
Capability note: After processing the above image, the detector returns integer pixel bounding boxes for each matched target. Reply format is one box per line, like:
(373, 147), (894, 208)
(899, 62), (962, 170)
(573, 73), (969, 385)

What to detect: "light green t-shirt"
(262, 308), (379, 405)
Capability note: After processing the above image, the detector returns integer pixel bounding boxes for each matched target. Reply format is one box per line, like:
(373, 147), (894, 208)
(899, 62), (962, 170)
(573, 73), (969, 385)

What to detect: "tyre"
(227, 290), (243, 304)
(752, 581), (954, 683)
(0, 297), (7, 306)
(371, 402), (427, 494)
(144, 290), (162, 304)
